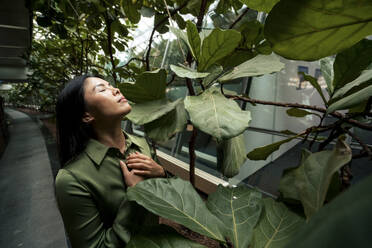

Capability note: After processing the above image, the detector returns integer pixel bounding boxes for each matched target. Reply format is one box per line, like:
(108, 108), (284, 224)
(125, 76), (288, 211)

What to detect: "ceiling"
(0, 0), (32, 83)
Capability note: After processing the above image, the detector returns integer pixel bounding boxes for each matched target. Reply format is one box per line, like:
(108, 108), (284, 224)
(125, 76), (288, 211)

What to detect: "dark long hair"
(56, 75), (95, 166)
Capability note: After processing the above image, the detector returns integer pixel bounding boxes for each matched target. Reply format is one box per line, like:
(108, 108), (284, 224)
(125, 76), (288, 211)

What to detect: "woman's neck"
(92, 119), (126, 153)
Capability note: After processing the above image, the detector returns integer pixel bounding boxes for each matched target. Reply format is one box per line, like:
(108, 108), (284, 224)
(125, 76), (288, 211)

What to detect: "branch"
(225, 94), (372, 131)
(196, 0), (208, 32)
(188, 127), (198, 187)
(343, 128), (372, 159)
(309, 114), (326, 149)
(229, 7), (250, 29)
(117, 57), (145, 68)
(145, 2), (188, 71)
(166, 73), (176, 86)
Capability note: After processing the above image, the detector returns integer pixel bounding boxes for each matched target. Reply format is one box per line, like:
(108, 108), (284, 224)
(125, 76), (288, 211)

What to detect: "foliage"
(9, 0), (372, 246)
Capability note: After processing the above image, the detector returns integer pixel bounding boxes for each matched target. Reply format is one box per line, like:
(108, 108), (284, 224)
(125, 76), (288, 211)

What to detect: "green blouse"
(55, 131), (160, 248)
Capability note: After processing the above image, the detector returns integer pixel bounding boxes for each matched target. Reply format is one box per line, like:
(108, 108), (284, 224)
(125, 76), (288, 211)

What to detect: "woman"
(55, 75), (166, 247)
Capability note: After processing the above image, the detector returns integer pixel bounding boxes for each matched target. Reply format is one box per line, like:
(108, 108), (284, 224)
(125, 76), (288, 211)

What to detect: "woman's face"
(83, 77), (131, 122)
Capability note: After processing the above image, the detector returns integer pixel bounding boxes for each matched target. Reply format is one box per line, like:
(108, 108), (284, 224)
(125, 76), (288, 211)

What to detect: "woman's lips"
(118, 96), (127, 103)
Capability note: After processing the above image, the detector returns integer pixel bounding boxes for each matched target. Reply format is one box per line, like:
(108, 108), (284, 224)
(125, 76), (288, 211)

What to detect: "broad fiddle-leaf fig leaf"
(144, 101), (188, 142)
(332, 69), (372, 99)
(127, 225), (205, 248)
(239, 0), (280, 13)
(327, 84), (372, 113)
(286, 174), (372, 248)
(264, 0), (372, 61)
(279, 139), (352, 219)
(219, 54), (284, 82)
(120, 0), (141, 24)
(198, 28), (241, 71)
(216, 134), (247, 178)
(252, 198), (304, 248)
(184, 87), (251, 141)
(170, 65), (209, 79)
(126, 98), (182, 125)
(207, 186), (262, 248)
(169, 26), (189, 46)
(186, 21), (201, 60)
(118, 69), (166, 103)
(202, 65), (223, 88)
(333, 39), (372, 91)
(127, 178), (227, 242)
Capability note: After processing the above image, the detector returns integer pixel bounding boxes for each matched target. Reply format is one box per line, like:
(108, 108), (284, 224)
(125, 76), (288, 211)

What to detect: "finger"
(132, 170), (151, 176)
(127, 163), (149, 170)
(120, 160), (130, 176)
(132, 152), (150, 160)
(126, 158), (147, 164)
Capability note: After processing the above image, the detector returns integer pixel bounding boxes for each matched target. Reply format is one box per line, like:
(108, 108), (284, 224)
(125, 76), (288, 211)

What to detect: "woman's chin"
(122, 105), (132, 115)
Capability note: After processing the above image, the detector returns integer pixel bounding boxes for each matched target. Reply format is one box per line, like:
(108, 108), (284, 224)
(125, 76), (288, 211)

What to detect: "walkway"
(0, 108), (67, 248)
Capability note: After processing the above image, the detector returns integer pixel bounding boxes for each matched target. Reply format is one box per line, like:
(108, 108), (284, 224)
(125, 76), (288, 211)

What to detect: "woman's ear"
(82, 112), (94, 124)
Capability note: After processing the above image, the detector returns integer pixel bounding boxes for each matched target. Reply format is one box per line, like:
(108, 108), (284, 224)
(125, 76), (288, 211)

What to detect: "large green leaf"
(216, 134), (247, 178)
(252, 198), (304, 248)
(202, 65), (223, 88)
(333, 39), (372, 91)
(320, 57), (335, 95)
(127, 225), (205, 248)
(198, 29), (241, 71)
(170, 65), (209, 79)
(219, 54), (284, 82)
(169, 26), (189, 46)
(184, 87), (251, 141)
(118, 69), (166, 103)
(247, 136), (298, 161)
(279, 139), (352, 219)
(126, 98), (182, 125)
(120, 0), (141, 24)
(174, 13), (186, 29)
(239, 0), (280, 13)
(264, 0), (372, 61)
(207, 186), (262, 248)
(155, 13), (169, 34)
(218, 50), (256, 70)
(327, 84), (372, 113)
(239, 20), (263, 49)
(332, 69), (372, 99)
(127, 178), (227, 242)
(144, 101), (188, 142)
(286, 174), (372, 248)
(186, 21), (201, 60)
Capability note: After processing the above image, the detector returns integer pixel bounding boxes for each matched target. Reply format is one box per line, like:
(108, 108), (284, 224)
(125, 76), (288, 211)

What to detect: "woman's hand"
(126, 151), (166, 178)
(120, 160), (144, 187)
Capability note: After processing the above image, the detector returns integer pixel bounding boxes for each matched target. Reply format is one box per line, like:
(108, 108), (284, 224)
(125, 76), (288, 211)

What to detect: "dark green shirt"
(55, 131), (160, 248)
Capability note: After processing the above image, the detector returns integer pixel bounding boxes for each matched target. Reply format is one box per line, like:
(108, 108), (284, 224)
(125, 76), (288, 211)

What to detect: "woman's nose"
(112, 87), (120, 95)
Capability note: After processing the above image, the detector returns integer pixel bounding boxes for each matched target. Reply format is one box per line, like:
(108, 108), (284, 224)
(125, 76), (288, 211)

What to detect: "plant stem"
(343, 128), (372, 159)
(196, 0), (208, 32)
(187, 0), (208, 187)
(225, 94), (372, 131)
(189, 127), (198, 186)
(309, 114), (326, 150)
(229, 7), (250, 29)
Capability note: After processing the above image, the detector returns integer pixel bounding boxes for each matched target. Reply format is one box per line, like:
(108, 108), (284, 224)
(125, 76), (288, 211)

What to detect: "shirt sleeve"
(55, 169), (139, 248)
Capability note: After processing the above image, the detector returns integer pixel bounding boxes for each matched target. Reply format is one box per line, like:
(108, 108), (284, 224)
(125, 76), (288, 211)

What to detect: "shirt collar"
(85, 130), (145, 166)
